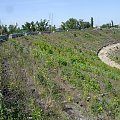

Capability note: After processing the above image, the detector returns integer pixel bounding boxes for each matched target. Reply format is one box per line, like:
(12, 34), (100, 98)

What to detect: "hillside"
(0, 29), (120, 120)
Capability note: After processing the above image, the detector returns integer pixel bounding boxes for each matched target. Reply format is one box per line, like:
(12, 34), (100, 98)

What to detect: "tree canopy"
(61, 18), (91, 30)
(0, 18), (119, 35)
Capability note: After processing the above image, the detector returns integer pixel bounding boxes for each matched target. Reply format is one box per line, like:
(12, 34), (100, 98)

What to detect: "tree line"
(61, 18), (93, 30)
(0, 17), (94, 35)
(0, 17), (118, 35)
(0, 19), (52, 35)
(100, 20), (119, 28)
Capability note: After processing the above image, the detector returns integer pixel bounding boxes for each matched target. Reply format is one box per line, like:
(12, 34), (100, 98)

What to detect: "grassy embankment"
(0, 29), (120, 120)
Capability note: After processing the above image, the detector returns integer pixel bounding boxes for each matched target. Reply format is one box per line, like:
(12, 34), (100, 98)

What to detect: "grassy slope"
(0, 29), (120, 120)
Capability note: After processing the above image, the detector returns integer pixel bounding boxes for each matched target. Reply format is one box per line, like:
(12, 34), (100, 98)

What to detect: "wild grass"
(0, 29), (120, 119)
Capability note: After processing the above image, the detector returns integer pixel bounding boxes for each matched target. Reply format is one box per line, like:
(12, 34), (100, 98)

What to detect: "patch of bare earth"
(98, 43), (120, 69)
(53, 72), (90, 120)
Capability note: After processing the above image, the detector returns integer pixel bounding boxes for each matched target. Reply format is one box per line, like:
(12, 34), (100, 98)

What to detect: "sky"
(0, 0), (120, 27)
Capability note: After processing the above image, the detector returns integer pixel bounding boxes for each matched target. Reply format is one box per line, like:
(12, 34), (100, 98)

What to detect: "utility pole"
(51, 13), (53, 27)
(49, 13), (51, 25)
(49, 13), (51, 32)
(49, 13), (53, 32)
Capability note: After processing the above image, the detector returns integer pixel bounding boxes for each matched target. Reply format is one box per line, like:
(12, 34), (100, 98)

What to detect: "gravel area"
(98, 43), (120, 69)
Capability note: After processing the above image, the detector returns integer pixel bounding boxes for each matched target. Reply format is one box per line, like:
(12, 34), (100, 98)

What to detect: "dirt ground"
(98, 43), (120, 69)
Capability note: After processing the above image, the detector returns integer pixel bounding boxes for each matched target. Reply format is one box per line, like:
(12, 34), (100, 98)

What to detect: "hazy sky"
(0, 0), (120, 27)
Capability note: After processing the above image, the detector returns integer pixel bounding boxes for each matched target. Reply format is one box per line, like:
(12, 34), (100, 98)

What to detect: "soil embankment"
(98, 43), (120, 69)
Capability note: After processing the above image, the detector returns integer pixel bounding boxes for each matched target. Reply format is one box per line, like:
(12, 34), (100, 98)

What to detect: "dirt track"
(98, 43), (120, 69)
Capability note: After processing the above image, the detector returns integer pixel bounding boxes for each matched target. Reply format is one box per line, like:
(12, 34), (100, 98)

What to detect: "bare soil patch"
(98, 43), (120, 69)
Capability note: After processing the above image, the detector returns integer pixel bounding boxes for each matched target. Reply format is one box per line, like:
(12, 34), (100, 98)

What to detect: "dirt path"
(98, 43), (120, 69)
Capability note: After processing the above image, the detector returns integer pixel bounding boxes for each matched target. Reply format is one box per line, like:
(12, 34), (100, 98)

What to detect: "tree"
(8, 25), (17, 34)
(36, 19), (49, 31)
(22, 22), (31, 32)
(79, 19), (90, 29)
(52, 25), (56, 31)
(65, 18), (79, 29)
(61, 22), (66, 30)
(30, 21), (36, 32)
(111, 20), (114, 27)
(49, 25), (56, 32)
(0, 25), (3, 35)
(0, 25), (8, 34)
(78, 19), (83, 30)
(3, 25), (8, 34)
(61, 18), (91, 30)
(101, 23), (111, 28)
(7, 23), (22, 34)
(91, 17), (94, 28)
(83, 22), (91, 28)
(61, 18), (79, 30)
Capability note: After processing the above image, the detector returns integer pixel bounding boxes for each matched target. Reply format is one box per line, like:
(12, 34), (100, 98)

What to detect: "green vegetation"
(100, 20), (119, 28)
(0, 29), (120, 119)
(109, 49), (120, 64)
(91, 17), (94, 28)
(0, 17), (92, 35)
(61, 18), (91, 30)
(0, 19), (51, 35)
(0, 17), (120, 35)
